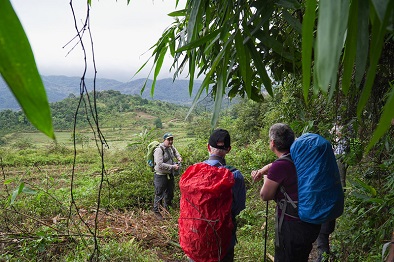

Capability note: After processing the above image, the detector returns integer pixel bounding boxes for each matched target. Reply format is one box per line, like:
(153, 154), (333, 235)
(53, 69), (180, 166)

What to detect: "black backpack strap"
(152, 145), (166, 171)
(274, 153), (296, 206)
(275, 153), (293, 164)
(225, 165), (237, 173)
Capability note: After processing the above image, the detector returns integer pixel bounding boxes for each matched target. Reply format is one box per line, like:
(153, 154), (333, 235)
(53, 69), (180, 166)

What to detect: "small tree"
(154, 118), (163, 129)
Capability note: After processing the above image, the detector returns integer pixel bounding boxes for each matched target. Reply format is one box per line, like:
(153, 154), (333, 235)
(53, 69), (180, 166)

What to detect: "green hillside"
(0, 90), (191, 146)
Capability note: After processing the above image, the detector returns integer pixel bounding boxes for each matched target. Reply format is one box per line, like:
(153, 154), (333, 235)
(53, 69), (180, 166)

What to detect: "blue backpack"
(289, 133), (344, 224)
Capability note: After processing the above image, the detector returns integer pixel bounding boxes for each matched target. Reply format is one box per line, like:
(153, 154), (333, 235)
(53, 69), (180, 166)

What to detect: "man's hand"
(251, 163), (272, 182)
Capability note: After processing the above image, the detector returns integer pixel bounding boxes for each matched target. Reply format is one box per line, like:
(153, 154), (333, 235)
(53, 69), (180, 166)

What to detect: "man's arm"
(173, 146), (182, 162)
(260, 177), (280, 201)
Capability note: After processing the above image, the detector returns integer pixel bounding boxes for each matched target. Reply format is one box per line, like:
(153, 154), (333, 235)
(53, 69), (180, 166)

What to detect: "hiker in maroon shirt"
(251, 123), (321, 262)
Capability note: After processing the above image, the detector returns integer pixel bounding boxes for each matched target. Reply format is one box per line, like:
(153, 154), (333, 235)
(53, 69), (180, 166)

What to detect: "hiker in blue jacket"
(204, 129), (247, 261)
(153, 132), (182, 219)
(185, 129), (246, 262)
(251, 123), (321, 262)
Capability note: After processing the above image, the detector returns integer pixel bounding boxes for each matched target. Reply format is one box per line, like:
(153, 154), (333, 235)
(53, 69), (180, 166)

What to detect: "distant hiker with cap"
(153, 132), (182, 219)
(178, 129), (246, 261)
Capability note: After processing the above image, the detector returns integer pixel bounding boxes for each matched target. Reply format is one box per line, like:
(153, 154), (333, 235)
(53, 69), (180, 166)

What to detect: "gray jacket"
(153, 143), (181, 175)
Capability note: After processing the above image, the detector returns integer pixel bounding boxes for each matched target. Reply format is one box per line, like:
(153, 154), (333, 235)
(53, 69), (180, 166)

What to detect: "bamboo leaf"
(357, 1), (392, 118)
(169, 29), (176, 57)
(350, 177), (377, 197)
(188, 51), (196, 96)
(355, 0), (369, 89)
(277, 0), (302, 9)
(235, 31), (251, 97)
(245, 41), (273, 96)
(11, 182), (25, 205)
(282, 9), (302, 35)
(0, 0), (54, 139)
(248, 5), (274, 38)
(153, 30), (172, 59)
(370, 0), (390, 23)
(22, 186), (37, 195)
(211, 42), (233, 127)
(341, 0), (359, 95)
(187, 0), (202, 43)
(255, 32), (295, 61)
(366, 84), (394, 152)
(168, 9), (186, 17)
(151, 48), (167, 97)
(185, 77), (210, 121)
(176, 28), (221, 52)
(10, 189), (19, 205)
(211, 67), (225, 129)
(315, 0), (349, 93)
(139, 66), (154, 95)
(185, 36), (231, 120)
(302, 0), (317, 102)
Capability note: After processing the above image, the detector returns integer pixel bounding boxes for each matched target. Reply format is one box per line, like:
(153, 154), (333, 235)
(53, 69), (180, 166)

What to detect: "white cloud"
(11, 0), (185, 81)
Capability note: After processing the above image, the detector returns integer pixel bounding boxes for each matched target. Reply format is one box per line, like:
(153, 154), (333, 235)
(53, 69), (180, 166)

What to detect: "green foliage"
(154, 118), (163, 129)
(44, 142), (72, 155)
(230, 99), (269, 145)
(103, 168), (153, 209)
(12, 137), (35, 150)
(72, 132), (90, 148)
(143, 0), (394, 150)
(96, 239), (163, 261)
(333, 131), (394, 261)
(0, 228), (71, 261)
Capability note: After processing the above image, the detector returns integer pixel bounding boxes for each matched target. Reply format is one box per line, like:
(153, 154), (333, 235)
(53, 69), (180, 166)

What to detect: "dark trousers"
(275, 219), (321, 262)
(316, 219), (336, 262)
(153, 173), (174, 213)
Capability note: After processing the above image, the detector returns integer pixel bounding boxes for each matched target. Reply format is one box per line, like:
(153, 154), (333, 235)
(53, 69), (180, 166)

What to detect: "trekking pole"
(263, 200), (268, 262)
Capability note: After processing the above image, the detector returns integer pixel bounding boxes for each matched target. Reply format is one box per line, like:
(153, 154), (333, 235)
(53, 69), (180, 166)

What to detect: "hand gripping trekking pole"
(264, 200), (268, 262)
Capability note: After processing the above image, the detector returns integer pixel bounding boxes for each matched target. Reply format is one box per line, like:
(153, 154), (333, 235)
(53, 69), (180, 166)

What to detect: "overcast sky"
(11, 0), (186, 82)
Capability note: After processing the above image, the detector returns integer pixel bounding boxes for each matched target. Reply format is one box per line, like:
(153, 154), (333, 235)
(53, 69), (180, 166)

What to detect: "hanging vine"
(66, 1), (109, 260)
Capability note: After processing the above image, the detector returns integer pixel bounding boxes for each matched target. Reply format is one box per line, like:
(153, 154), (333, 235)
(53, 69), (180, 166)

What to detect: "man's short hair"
(209, 146), (228, 155)
(269, 123), (295, 151)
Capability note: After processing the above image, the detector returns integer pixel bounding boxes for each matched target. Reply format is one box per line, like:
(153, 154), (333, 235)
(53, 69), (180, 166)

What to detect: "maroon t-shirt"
(267, 156), (299, 220)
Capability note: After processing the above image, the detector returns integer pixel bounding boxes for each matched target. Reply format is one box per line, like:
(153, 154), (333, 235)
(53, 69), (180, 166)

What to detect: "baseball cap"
(163, 132), (173, 140)
(209, 129), (231, 150)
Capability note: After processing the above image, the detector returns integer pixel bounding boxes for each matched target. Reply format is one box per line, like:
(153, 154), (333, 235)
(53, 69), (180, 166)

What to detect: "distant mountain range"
(0, 75), (203, 110)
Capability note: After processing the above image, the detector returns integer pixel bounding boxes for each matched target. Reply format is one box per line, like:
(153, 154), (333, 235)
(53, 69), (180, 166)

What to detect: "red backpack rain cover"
(179, 162), (235, 262)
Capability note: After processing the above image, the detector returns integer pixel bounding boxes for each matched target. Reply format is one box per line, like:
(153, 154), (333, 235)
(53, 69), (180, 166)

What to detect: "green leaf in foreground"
(10, 182), (36, 205)
(0, 0), (55, 139)
(366, 83), (394, 152)
(10, 182), (24, 205)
